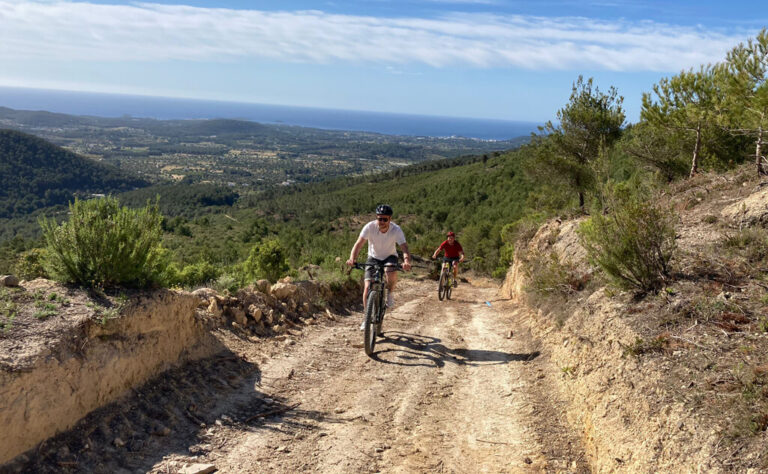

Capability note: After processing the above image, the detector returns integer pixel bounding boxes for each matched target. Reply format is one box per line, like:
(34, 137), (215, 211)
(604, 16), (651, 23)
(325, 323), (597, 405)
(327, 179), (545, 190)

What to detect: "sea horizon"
(0, 86), (539, 141)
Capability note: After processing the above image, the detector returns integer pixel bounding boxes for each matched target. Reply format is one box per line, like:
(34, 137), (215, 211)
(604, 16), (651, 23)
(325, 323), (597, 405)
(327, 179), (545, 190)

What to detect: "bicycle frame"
(353, 261), (402, 356)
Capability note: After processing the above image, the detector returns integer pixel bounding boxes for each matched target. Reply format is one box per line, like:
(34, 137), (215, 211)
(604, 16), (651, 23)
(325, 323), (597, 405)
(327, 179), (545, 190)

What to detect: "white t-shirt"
(360, 220), (406, 260)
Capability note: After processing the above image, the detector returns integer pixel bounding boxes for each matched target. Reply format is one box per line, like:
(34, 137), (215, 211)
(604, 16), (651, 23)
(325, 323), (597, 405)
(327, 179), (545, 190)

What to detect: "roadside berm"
(503, 167), (768, 472)
(0, 276), (359, 468)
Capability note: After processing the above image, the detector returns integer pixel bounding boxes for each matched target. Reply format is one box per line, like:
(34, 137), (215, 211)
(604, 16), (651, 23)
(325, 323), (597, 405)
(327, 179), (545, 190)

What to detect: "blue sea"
(0, 87), (538, 140)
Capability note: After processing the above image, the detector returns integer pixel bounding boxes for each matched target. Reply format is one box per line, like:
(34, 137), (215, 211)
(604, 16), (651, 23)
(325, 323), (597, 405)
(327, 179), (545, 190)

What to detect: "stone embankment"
(0, 277), (359, 465)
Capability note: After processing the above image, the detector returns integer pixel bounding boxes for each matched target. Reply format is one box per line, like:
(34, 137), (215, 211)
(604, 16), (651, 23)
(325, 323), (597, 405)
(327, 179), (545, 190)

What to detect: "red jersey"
(437, 240), (463, 258)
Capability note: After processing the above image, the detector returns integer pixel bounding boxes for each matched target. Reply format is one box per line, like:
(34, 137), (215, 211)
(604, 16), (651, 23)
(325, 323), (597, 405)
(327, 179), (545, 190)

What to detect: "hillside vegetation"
(3, 30), (768, 294)
(0, 129), (148, 218)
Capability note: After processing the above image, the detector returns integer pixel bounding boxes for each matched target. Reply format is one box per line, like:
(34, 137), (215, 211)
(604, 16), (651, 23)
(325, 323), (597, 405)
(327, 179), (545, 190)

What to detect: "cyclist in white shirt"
(346, 204), (412, 329)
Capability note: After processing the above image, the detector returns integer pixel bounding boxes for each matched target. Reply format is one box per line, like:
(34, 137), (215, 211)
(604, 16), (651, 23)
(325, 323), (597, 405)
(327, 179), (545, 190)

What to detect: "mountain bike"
(353, 261), (403, 356)
(438, 257), (460, 301)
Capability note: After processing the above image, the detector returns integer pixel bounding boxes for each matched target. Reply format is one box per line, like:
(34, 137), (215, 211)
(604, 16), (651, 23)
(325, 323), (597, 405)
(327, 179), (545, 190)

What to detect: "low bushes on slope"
(578, 188), (677, 293)
(39, 197), (166, 288)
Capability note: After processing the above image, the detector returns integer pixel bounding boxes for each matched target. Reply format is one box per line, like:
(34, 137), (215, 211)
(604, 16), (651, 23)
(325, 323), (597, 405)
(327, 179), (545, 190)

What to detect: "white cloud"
(0, 1), (753, 72)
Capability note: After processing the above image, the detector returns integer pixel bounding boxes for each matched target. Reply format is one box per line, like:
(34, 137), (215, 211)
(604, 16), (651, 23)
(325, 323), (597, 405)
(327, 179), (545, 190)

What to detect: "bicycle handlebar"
(352, 262), (404, 271)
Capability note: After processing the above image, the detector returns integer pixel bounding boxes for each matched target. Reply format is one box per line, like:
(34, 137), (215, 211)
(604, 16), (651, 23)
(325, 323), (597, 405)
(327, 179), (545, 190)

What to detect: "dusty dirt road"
(13, 278), (588, 473)
(149, 279), (588, 473)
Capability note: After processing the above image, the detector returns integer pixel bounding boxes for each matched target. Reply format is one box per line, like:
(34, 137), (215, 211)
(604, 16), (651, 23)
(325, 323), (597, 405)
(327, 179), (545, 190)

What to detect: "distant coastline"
(0, 87), (538, 140)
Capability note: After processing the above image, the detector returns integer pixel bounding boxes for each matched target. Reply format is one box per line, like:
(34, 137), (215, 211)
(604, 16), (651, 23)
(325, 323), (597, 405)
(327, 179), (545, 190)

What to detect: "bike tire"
(438, 270), (447, 301)
(376, 295), (385, 337)
(364, 290), (379, 356)
(446, 276), (453, 300)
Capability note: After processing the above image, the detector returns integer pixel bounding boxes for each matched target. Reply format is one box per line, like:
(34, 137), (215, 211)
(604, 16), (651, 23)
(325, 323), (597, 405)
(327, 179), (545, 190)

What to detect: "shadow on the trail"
(371, 331), (539, 368)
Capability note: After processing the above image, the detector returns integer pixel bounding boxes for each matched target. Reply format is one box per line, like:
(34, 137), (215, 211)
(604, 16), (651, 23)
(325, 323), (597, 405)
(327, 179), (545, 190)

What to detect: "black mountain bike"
(438, 257), (460, 301)
(353, 261), (403, 356)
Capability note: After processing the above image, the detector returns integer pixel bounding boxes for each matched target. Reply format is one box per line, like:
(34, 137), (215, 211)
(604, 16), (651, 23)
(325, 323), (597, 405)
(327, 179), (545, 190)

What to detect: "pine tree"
(641, 65), (723, 178)
(535, 76), (625, 208)
(721, 28), (768, 175)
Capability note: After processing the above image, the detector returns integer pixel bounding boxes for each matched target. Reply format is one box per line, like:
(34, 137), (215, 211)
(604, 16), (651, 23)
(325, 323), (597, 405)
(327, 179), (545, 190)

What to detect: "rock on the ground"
(271, 282), (298, 299)
(721, 187), (768, 226)
(248, 304), (263, 322)
(0, 275), (20, 287)
(179, 464), (216, 474)
(208, 299), (223, 319)
(255, 279), (271, 295)
(231, 307), (248, 326)
(192, 288), (218, 303)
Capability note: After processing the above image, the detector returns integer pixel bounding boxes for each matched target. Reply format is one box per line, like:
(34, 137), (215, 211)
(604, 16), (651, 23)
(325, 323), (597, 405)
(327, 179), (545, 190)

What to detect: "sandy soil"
(146, 279), (587, 473)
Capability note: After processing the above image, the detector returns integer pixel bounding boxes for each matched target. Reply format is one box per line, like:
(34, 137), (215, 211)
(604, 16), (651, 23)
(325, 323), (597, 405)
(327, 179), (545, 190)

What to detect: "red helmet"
(447, 231), (455, 237)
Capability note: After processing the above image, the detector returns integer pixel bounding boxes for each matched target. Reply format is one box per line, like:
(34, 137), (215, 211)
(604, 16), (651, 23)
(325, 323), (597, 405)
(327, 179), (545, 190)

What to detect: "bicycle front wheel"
(364, 290), (379, 356)
(438, 270), (447, 301)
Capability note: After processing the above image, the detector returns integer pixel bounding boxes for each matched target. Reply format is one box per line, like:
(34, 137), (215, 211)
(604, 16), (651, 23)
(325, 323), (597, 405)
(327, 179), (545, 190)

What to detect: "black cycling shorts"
(365, 255), (399, 281)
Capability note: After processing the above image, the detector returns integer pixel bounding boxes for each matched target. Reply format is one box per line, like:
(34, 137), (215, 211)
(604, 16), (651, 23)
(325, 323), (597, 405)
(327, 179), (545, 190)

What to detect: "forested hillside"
(4, 29), (768, 292)
(151, 29), (768, 288)
(0, 129), (148, 218)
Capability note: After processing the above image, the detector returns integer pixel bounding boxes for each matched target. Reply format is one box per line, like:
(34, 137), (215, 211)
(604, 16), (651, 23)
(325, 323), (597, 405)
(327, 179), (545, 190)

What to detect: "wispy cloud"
(0, 1), (754, 72)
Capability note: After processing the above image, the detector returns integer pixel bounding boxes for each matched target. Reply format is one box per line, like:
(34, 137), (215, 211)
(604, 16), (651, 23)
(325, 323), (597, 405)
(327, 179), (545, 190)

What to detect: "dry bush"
(524, 250), (591, 298)
(722, 227), (768, 267)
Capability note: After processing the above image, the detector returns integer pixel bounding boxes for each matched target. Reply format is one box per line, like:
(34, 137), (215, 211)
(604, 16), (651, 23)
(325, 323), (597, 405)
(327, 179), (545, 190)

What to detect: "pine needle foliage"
(578, 188), (677, 293)
(39, 197), (165, 288)
(535, 76), (625, 208)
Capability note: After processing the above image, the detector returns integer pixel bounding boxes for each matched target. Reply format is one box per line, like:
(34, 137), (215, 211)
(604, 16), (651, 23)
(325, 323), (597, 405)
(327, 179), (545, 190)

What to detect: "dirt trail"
(8, 279), (588, 473)
(148, 279), (588, 473)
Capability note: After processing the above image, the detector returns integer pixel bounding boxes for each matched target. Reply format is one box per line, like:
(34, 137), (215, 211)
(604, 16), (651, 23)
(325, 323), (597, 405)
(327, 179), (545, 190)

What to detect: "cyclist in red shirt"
(432, 231), (465, 287)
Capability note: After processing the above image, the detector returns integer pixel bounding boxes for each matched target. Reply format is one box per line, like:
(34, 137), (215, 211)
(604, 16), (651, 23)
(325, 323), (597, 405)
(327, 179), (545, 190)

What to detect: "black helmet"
(375, 204), (393, 216)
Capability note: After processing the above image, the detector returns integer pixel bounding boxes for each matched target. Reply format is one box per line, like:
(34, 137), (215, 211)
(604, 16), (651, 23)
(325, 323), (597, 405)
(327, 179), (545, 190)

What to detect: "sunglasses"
(377, 217), (390, 222)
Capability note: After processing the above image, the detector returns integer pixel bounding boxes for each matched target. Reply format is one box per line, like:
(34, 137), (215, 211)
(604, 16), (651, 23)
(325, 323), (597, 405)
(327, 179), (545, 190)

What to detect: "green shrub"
(213, 273), (240, 294)
(578, 189), (676, 293)
(242, 239), (289, 284)
(13, 248), (48, 280)
(174, 261), (220, 288)
(39, 197), (166, 288)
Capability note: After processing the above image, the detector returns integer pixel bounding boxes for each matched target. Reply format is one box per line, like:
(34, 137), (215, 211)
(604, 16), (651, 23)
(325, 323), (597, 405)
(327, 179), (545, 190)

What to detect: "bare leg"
(362, 280), (372, 309)
(386, 270), (398, 293)
(453, 262), (459, 279)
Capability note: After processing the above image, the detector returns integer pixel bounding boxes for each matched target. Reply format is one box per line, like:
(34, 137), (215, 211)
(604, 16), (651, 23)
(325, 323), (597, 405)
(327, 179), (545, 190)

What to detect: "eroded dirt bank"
(4, 279), (589, 473)
(0, 277), (358, 469)
(0, 281), (218, 465)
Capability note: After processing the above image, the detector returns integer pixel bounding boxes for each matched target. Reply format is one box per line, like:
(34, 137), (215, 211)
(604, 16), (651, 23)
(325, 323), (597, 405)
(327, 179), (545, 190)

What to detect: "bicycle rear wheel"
(364, 290), (379, 356)
(438, 270), (447, 301)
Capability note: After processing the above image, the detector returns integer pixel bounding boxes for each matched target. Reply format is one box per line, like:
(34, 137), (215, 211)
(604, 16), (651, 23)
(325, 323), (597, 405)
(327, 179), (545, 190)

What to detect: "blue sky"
(0, 1), (765, 122)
